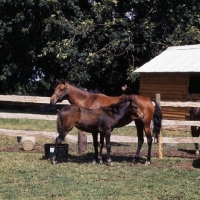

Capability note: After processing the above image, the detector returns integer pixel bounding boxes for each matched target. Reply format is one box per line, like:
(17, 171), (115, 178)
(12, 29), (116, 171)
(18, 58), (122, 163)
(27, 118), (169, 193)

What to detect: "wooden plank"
(0, 112), (198, 127)
(0, 95), (199, 108)
(162, 119), (200, 126)
(0, 95), (69, 105)
(1, 112), (200, 127)
(139, 92), (188, 101)
(0, 129), (77, 143)
(160, 101), (200, 107)
(0, 112), (57, 120)
(127, 120), (200, 127)
(161, 137), (200, 144)
(1, 129), (200, 144)
(141, 85), (188, 91)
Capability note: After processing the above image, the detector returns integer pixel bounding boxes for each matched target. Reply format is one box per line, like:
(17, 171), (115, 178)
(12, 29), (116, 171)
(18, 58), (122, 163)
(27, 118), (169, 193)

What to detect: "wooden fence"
(0, 94), (200, 154)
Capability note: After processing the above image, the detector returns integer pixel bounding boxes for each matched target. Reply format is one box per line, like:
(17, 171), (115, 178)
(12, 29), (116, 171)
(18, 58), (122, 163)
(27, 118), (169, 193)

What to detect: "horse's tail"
(151, 98), (162, 142)
(57, 110), (62, 135)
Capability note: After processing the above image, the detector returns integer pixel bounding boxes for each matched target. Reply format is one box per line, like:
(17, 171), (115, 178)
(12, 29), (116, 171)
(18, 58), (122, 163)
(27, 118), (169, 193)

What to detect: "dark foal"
(190, 101), (200, 155)
(52, 95), (144, 166)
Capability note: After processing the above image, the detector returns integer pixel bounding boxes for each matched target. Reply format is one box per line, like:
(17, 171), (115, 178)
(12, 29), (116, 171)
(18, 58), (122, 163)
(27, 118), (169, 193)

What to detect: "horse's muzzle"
(138, 114), (144, 120)
(50, 99), (56, 105)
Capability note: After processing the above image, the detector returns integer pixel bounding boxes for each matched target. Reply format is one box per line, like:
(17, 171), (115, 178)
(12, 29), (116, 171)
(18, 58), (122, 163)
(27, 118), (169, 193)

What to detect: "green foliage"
(0, 0), (200, 95)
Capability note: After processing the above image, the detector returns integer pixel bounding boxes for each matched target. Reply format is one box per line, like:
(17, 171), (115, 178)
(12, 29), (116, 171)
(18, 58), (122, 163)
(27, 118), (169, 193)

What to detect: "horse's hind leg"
(140, 122), (153, 166)
(191, 126), (200, 155)
(132, 120), (144, 164)
(92, 132), (99, 164)
(105, 130), (114, 167)
(98, 133), (104, 164)
(145, 131), (153, 166)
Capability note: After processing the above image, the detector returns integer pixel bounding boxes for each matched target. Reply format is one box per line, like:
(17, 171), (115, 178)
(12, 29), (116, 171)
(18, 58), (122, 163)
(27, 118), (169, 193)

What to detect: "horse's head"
(127, 95), (144, 120)
(115, 95), (144, 120)
(50, 79), (69, 105)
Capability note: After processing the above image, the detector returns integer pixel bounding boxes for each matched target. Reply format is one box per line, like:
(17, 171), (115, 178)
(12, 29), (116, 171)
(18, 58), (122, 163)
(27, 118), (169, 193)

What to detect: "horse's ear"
(128, 95), (138, 108)
(119, 94), (128, 102)
(61, 78), (65, 84)
(56, 79), (60, 85)
(56, 78), (65, 85)
(131, 101), (138, 108)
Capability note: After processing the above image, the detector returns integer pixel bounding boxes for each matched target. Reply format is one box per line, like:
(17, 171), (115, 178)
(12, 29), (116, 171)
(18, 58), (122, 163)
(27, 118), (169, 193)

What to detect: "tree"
(0, 0), (199, 95)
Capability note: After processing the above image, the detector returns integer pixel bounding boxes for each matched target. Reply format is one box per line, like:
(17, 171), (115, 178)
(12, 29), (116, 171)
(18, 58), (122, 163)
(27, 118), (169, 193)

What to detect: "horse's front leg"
(92, 132), (99, 164)
(132, 120), (144, 164)
(191, 127), (200, 155)
(105, 130), (114, 167)
(52, 135), (63, 165)
(98, 133), (104, 164)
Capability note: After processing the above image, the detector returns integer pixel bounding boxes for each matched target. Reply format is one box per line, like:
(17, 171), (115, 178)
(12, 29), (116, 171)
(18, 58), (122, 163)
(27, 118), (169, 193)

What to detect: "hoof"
(107, 162), (115, 167)
(91, 159), (97, 165)
(51, 160), (57, 165)
(132, 157), (139, 164)
(195, 150), (199, 156)
(99, 160), (103, 165)
(144, 161), (151, 166)
(107, 159), (114, 167)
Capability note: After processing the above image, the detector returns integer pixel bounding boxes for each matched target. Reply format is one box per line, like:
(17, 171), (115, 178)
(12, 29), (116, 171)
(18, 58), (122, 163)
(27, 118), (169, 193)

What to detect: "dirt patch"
(1, 141), (200, 170)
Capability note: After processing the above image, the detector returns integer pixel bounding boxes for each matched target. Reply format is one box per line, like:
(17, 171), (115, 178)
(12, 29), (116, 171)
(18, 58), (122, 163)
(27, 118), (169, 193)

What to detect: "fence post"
(155, 93), (162, 159)
(78, 130), (87, 155)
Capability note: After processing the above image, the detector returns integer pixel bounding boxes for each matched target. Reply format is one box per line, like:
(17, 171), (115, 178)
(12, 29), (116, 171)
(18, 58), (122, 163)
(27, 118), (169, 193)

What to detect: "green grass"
(0, 118), (200, 199)
(0, 150), (199, 200)
(0, 118), (192, 137)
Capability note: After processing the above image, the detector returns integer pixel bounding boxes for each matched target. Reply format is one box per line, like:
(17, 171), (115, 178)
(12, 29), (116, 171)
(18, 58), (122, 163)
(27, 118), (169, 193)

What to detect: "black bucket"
(44, 143), (69, 162)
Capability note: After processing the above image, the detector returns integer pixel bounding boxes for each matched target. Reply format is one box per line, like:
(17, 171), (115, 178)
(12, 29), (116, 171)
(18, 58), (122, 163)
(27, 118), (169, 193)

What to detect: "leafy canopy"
(0, 0), (199, 95)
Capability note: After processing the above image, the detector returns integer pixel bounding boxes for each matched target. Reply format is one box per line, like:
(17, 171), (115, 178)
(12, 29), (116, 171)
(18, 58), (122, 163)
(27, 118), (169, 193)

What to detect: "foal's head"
(109, 95), (144, 120)
(119, 95), (144, 120)
(50, 79), (68, 105)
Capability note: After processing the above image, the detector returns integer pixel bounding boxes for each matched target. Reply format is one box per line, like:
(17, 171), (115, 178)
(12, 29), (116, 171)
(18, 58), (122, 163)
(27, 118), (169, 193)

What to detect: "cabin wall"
(139, 73), (190, 120)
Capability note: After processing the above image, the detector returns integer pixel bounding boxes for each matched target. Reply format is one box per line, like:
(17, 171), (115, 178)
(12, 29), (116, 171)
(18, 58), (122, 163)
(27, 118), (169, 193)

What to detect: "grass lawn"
(0, 118), (200, 199)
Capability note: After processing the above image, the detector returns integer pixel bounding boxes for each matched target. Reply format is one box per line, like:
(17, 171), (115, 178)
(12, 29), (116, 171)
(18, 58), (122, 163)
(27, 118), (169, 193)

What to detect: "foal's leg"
(105, 130), (114, 167)
(191, 126), (200, 155)
(52, 133), (66, 164)
(132, 120), (144, 164)
(98, 133), (104, 164)
(92, 132), (99, 164)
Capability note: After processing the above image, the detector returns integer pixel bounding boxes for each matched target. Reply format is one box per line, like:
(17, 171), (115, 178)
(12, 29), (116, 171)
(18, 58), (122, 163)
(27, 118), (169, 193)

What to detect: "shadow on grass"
(41, 152), (147, 165)
(192, 158), (200, 169)
(177, 148), (196, 155)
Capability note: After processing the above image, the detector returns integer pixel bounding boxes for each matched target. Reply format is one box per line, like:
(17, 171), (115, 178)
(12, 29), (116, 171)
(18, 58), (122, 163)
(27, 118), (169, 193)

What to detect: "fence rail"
(1, 95), (200, 145)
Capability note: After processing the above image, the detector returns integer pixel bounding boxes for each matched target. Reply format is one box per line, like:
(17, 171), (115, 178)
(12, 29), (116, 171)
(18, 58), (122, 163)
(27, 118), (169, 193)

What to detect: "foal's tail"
(151, 98), (162, 142)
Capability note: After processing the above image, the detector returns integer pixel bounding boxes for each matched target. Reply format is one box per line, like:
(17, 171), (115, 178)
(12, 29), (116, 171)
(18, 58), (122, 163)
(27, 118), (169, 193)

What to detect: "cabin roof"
(134, 44), (200, 73)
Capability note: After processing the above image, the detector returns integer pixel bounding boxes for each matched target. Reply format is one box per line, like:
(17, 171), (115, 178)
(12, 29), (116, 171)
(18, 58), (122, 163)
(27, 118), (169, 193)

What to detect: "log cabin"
(134, 44), (200, 120)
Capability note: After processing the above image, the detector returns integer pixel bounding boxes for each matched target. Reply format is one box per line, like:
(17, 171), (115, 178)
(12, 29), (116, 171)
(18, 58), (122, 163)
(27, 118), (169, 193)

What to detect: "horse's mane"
(100, 106), (117, 117)
(56, 79), (100, 94)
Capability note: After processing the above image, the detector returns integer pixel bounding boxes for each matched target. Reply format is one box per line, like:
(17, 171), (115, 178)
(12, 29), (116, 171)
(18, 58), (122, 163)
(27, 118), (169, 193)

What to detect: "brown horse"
(50, 79), (162, 165)
(52, 95), (144, 166)
(190, 100), (200, 155)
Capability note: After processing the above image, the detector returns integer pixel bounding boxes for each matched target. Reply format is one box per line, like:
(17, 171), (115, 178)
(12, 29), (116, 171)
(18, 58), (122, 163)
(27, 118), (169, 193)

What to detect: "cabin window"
(188, 73), (200, 93)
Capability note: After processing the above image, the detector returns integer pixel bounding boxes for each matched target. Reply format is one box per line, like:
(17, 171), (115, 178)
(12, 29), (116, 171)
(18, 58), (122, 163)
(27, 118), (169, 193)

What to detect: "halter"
(53, 83), (68, 101)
